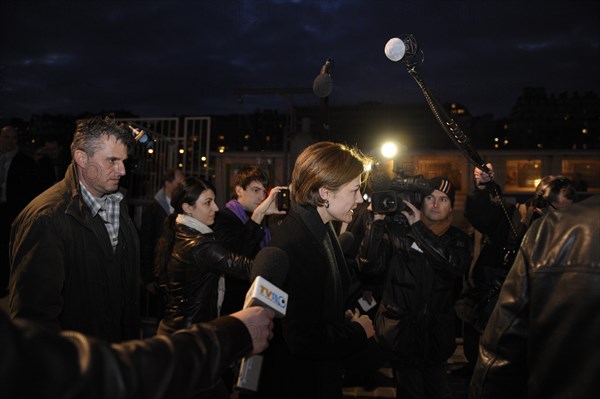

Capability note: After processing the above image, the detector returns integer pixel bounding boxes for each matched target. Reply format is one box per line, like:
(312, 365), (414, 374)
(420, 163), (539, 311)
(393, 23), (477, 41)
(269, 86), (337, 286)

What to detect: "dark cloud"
(1, 0), (598, 119)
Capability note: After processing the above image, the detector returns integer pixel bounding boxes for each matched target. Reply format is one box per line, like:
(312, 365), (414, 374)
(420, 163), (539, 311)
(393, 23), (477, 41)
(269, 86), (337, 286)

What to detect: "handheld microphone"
(128, 125), (150, 144)
(338, 231), (354, 256)
(235, 247), (290, 393)
(313, 58), (334, 98)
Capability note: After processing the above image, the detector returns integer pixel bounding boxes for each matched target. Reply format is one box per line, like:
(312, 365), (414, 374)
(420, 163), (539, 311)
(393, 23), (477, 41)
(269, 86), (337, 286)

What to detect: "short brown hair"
(231, 166), (268, 198)
(291, 141), (370, 207)
(70, 116), (133, 158)
(534, 175), (577, 208)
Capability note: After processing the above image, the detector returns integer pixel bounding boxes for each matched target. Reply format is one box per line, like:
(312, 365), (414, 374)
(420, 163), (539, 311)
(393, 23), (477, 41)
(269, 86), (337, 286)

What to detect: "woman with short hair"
(258, 141), (376, 399)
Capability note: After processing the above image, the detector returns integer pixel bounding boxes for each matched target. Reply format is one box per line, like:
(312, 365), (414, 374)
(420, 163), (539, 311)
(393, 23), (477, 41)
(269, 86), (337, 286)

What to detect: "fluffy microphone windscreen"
(368, 169), (392, 192)
(313, 74), (333, 98)
(384, 37), (406, 62)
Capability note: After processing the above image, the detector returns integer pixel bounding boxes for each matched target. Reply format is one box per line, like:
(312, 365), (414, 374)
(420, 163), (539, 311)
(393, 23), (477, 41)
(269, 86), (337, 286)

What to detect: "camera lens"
(381, 196), (396, 211)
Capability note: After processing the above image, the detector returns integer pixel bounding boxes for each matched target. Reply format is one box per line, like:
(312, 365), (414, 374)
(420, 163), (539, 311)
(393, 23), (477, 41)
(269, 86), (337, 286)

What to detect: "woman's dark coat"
(258, 203), (368, 399)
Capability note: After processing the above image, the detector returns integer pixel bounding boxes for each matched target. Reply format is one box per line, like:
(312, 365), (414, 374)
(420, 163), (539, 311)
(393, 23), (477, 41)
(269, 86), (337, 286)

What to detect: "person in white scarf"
(154, 176), (259, 398)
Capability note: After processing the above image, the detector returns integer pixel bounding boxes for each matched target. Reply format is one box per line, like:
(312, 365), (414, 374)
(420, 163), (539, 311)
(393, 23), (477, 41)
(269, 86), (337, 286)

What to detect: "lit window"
(505, 159), (542, 192)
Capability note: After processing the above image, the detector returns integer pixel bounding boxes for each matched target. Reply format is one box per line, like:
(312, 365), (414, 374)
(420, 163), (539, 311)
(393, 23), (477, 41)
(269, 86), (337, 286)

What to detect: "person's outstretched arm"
(0, 306), (274, 399)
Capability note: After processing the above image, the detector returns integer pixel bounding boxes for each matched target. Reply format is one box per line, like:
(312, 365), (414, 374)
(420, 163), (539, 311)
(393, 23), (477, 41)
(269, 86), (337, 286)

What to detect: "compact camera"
(277, 188), (290, 211)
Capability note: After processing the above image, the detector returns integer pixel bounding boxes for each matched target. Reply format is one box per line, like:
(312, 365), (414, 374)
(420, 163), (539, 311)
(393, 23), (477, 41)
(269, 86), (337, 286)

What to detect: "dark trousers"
(462, 322), (480, 371)
(392, 361), (450, 399)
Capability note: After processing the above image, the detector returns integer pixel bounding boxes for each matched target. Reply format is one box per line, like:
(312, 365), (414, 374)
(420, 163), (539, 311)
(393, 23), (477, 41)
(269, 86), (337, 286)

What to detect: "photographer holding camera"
(212, 166), (288, 316)
(358, 175), (471, 399)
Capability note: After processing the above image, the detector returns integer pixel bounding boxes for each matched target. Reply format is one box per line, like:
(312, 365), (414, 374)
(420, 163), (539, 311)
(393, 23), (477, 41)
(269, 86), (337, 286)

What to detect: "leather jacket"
(0, 309), (253, 399)
(470, 195), (600, 399)
(159, 222), (253, 333)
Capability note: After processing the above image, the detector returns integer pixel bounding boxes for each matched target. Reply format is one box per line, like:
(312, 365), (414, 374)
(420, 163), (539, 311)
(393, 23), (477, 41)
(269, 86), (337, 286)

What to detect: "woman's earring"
(324, 200), (330, 208)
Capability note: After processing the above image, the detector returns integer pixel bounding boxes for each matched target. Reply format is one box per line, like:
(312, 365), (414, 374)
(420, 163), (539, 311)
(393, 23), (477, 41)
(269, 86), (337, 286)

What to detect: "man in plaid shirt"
(8, 117), (140, 342)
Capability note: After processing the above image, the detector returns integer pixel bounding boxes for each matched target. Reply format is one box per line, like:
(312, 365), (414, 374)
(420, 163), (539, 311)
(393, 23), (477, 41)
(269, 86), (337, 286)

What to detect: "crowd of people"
(0, 117), (598, 399)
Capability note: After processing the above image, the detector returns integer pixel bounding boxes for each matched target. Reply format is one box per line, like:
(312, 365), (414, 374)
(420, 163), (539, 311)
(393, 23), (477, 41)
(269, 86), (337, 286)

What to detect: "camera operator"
(358, 176), (471, 399)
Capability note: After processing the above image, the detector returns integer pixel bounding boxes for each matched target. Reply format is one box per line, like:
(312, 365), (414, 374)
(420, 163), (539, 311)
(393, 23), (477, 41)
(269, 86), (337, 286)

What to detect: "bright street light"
(381, 142), (398, 159)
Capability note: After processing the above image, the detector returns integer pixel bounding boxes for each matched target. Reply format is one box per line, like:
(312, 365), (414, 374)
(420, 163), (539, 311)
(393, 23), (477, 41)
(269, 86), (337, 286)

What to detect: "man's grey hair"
(70, 117), (133, 158)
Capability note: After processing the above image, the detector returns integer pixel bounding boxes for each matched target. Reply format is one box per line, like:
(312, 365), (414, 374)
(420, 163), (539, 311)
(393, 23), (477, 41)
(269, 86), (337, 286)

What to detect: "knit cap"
(429, 176), (455, 207)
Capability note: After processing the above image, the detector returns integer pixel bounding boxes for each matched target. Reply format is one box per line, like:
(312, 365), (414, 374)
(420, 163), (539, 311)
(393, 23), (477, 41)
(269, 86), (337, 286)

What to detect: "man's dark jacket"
(0, 309), (253, 399)
(1, 150), (44, 294)
(213, 207), (266, 258)
(213, 206), (266, 315)
(139, 198), (168, 285)
(9, 163), (140, 342)
(359, 218), (471, 365)
(470, 195), (600, 399)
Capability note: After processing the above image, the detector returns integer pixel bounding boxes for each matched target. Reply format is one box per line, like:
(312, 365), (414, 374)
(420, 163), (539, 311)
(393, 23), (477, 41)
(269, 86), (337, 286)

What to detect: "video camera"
(371, 172), (434, 215)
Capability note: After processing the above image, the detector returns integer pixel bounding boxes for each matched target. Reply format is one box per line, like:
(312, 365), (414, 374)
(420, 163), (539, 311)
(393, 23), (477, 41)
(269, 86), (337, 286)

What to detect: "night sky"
(1, 0), (598, 120)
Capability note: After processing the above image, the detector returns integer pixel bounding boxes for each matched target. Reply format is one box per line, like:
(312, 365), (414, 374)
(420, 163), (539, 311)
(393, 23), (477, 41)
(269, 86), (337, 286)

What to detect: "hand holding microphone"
(230, 307), (275, 355)
(235, 247), (290, 393)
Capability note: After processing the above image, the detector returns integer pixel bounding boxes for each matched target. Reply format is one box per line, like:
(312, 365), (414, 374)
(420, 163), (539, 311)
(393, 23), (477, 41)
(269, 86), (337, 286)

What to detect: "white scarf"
(175, 213), (213, 234)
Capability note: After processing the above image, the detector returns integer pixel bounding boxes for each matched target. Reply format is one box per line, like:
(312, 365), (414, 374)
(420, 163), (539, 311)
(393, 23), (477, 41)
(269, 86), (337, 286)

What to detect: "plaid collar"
(79, 183), (123, 217)
(79, 183), (124, 251)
